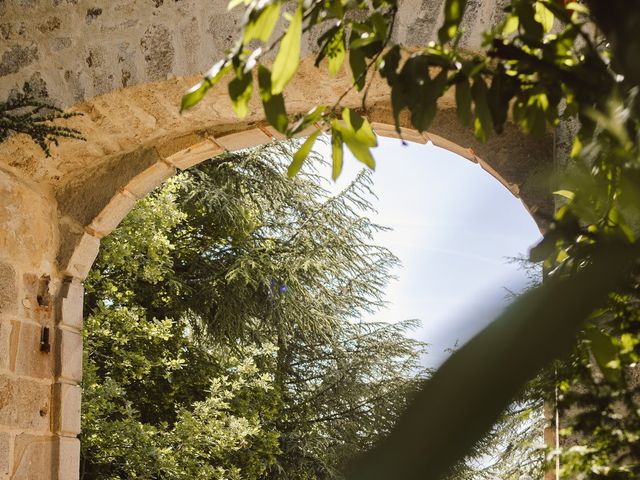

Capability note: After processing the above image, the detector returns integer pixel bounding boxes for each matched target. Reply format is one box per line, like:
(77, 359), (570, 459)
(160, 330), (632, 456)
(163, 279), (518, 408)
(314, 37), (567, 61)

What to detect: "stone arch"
(0, 70), (552, 479)
(0, 1), (554, 478)
(46, 66), (551, 282)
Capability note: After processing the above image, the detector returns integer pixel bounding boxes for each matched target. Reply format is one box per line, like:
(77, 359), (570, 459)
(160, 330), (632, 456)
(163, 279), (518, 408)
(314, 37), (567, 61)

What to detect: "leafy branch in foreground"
(0, 83), (83, 156)
(180, 0), (606, 178)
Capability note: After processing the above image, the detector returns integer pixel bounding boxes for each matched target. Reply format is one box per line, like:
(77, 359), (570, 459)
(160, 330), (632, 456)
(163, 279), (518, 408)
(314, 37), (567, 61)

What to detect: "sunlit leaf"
(258, 65), (288, 133)
(331, 126), (344, 180)
(337, 108), (377, 169)
(271, 3), (302, 94)
(228, 0), (249, 10)
(288, 105), (326, 136)
(181, 61), (232, 112)
(502, 15), (519, 35)
(327, 27), (346, 76)
(438, 0), (468, 43)
(554, 190), (575, 200)
(586, 327), (622, 383)
(244, 1), (281, 43)
(229, 72), (253, 118)
(180, 81), (209, 113)
(534, 2), (554, 32)
(288, 129), (322, 177)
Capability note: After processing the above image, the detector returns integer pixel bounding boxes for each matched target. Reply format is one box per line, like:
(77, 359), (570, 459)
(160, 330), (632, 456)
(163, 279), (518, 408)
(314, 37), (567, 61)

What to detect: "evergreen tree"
(81, 142), (427, 479)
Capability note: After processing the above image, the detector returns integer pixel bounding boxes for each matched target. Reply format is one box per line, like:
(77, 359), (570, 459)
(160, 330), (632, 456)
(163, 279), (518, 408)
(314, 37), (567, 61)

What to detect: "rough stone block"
(0, 375), (50, 431)
(0, 318), (12, 370)
(164, 139), (224, 170)
(56, 330), (82, 383)
(58, 281), (84, 330)
(12, 434), (54, 480)
(125, 161), (176, 198)
(215, 128), (271, 152)
(58, 230), (100, 281)
(53, 384), (81, 436)
(0, 432), (9, 477)
(56, 147), (162, 227)
(13, 323), (54, 379)
(88, 189), (137, 238)
(56, 437), (80, 480)
(0, 264), (17, 315)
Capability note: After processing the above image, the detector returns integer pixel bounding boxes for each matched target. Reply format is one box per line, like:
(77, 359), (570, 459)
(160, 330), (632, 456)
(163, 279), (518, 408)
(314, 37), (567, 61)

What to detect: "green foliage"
(82, 144), (427, 479)
(0, 83), (83, 156)
(179, 0), (640, 478)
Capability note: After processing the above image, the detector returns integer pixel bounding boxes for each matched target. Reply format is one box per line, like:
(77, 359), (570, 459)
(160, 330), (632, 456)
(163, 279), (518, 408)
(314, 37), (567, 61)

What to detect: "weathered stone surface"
(125, 161), (176, 199)
(0, 44), (38, 77)
(0, 375), (50, 431)
(0, 318), (12, 370)
(159, 136), (224, 170)
(56, 437), (80, 480)
(215, 128), (272, 152)
(0, 432), (9, 477)
(21, 273), (54, 322)
(56, 330), (82, 383)
(0, 264), (17, 315)
(56, 147), (162, 226)
(12, 433), (54, 479)
(13, 322), (54, 379)
(0, 170), (58, 272)
(88, 190), (137, 238)
(57, 229), (100, 280)
(53, 383), (81, 436)
(140, 24), (174, 81)
(58, 280), (84, 330)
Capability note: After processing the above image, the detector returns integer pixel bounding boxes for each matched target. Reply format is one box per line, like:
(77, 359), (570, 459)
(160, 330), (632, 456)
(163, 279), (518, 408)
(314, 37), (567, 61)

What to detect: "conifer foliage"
(81, 143), (427, 480)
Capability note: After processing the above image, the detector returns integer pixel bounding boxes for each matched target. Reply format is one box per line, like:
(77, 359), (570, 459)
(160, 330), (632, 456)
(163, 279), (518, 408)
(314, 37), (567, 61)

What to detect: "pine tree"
(81, 142), (427, 479)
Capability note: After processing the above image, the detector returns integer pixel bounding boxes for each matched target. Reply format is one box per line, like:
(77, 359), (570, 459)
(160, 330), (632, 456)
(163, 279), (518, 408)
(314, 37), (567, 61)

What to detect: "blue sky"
(314, 136), (542, 368)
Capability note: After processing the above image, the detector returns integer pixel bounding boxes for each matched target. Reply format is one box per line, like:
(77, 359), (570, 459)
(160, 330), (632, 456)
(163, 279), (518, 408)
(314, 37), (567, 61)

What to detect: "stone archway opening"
(0, 72), (553, 477)
(0, 2), (554, 477)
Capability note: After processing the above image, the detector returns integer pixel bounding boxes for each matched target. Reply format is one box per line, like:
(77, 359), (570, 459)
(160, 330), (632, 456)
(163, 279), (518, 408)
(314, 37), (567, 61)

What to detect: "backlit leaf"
(338, 108), (377, 168)
(271, 3), (302, 94)
(288, 129), (322, 177)
(258, 65), (288, 133)
(244, 1), (281, 43)
(327, 27), (346, 76)
(535, 1), (554, 33)
(349, 47), (367, 91)
(586, 327), (621, 383)
(331, 126), (344, 180)
(229, 72), (253, 118)
(181, 81), (209, 113)
(438, 0), (468, 43)
(181, 61), (232, 112)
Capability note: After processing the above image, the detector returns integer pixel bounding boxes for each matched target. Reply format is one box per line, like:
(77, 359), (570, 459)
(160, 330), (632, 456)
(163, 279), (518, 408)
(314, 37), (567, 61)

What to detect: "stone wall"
(0, 0), (509, 106)
(0, 168), (81, 478)
(0, 0), (554, 478)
